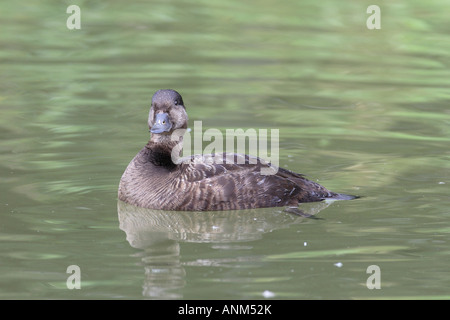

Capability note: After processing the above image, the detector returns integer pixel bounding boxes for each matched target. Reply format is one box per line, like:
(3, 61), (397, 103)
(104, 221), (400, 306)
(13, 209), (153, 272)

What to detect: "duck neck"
(145, 136), (182, 168)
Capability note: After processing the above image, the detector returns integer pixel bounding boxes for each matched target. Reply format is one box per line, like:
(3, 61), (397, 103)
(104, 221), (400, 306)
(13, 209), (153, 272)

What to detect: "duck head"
(148, 89), (188, 136)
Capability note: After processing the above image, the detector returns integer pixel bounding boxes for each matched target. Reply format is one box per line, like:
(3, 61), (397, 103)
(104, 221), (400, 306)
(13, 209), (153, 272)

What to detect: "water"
(1, 0), (449, 299)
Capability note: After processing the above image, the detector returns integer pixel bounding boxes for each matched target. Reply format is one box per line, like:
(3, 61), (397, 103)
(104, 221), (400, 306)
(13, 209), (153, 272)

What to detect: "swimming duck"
(118, 89), (355, 211)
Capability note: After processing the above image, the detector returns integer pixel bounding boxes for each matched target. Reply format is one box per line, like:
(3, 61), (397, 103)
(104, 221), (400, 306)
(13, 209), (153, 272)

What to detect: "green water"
(1, 0), (449, 299)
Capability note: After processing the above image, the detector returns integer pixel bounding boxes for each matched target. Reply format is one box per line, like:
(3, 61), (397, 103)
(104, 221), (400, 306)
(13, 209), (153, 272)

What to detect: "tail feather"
(327, 193), (359, 201)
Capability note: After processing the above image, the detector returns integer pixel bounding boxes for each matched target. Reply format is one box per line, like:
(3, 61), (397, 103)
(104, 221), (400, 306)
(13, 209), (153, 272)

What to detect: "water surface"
(0, 0), (449, 299)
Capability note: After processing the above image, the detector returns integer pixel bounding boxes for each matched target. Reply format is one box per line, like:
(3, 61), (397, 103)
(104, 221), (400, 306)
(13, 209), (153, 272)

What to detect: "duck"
(118, 89), (356, 211)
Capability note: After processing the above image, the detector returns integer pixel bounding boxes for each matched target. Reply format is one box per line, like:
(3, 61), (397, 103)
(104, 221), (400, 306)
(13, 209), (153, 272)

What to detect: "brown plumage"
(118, 89), (356, 211)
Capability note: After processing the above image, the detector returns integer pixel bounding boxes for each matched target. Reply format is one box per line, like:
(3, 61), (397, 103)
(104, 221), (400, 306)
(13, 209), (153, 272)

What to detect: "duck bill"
(150, 113), (172, 133)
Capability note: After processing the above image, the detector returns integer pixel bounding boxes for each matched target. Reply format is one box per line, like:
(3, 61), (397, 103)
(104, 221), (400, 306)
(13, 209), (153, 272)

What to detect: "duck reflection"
(117, 200), (333, 299)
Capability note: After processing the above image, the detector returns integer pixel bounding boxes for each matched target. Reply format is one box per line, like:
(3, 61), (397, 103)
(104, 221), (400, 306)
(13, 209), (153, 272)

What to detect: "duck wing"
(176, 153), (336, 210)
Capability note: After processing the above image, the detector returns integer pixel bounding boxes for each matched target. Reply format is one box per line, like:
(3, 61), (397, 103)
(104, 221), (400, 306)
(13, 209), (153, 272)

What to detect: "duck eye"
(174, 100), (178, 105)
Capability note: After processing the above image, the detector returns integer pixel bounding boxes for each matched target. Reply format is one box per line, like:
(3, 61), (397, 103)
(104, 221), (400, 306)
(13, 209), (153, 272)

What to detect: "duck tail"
(327, 193), (359, 201)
